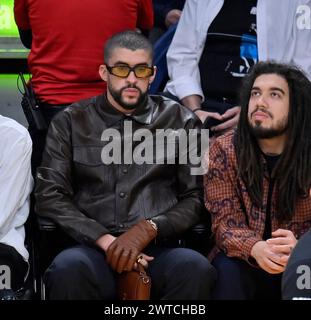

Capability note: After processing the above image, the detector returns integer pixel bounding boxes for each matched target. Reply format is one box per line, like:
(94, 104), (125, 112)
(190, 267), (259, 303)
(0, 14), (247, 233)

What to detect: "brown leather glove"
(106, 220), (157, 273)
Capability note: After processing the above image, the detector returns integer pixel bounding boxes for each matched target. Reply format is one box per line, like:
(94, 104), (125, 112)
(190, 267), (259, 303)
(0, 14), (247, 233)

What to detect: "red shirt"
(14, 0), (153, 105)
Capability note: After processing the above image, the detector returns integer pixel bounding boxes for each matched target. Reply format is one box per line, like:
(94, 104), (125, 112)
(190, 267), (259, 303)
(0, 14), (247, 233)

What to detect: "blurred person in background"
(165, 0), (311, 137)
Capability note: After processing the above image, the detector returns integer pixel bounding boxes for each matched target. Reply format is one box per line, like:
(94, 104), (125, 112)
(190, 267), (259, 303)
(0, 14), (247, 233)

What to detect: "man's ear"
(149, 66), (157, 84)
(99, 65), (108, 82)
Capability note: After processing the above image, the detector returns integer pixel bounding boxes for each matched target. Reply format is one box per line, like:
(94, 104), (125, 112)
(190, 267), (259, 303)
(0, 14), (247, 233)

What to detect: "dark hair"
(236, 61), (311, 222)
(104, 30), (153, 63)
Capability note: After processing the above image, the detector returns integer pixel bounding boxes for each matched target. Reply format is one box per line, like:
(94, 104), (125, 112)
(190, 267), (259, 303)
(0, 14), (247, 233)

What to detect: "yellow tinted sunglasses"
(106, 65), (154, 79)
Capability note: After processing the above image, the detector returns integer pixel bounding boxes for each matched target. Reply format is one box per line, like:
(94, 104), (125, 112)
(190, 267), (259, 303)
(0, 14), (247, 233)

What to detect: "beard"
(108, 83), (147, 110)
(248, 109), (288, 139)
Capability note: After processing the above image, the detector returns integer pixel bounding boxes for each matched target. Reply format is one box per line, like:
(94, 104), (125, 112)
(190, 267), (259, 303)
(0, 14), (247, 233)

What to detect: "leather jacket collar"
(94, 94), (156, 127)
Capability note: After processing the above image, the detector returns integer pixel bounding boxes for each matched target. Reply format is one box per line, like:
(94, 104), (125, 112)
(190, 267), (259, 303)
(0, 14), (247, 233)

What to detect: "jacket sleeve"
(137, 0), (154, 31)
(152, 115), (204, 239)
(35, 111), (109, 244)
(165, 0), (205, 100)
(204, 139), (262, 262)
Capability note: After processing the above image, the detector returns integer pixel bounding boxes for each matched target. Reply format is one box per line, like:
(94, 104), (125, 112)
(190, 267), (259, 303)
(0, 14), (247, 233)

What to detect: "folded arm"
(204, 139), (262, 262)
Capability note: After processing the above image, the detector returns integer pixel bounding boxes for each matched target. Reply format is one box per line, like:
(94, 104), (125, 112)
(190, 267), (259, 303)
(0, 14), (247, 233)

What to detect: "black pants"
(44, 245), (217, 300)
(28, 103), (69, 175)
(282, 230), (311, 300)
(211, 251), (282, 300)
(0, 243), (28, 292)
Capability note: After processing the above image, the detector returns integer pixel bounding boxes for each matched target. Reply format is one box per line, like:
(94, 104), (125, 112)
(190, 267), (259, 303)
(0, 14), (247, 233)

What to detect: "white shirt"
(0, 115), (33, 261)
(165, 0), (311, 101)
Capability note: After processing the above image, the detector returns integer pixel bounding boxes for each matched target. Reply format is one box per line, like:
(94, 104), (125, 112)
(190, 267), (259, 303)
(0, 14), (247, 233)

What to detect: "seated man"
(282, 229), (311, 300)
(0, 115), (33, 299)
(204, 61), (311, 299)
(35, 30), (216, 300)
(14, 0), (154, 174)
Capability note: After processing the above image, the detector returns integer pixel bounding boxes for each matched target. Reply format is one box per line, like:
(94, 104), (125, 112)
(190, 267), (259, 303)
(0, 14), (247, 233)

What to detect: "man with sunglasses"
(35, 30), (216, 300)
(14, 0), (154, 174)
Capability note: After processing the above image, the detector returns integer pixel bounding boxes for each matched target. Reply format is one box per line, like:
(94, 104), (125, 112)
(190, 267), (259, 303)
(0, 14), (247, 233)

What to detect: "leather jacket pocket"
(73, 146), (104, 167)
(72, 146), (113, 188)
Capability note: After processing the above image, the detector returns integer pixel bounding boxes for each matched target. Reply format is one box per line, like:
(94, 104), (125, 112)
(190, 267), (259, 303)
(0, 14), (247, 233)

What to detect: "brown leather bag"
(117, 264), (151, 300)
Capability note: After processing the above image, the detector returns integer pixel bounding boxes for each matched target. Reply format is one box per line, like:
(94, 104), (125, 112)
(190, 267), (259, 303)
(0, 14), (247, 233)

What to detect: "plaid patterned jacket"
(204, 131), (311, 262)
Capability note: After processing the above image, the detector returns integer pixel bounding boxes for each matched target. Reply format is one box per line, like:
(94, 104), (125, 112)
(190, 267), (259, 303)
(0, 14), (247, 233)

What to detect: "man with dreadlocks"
(204, 61), (311, 300)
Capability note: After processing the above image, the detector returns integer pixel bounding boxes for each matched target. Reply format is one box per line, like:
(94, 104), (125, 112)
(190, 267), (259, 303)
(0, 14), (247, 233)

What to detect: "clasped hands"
(195, 106), (241, 134)
(103, 220), (157, 274)
(251, 229), (297, 274)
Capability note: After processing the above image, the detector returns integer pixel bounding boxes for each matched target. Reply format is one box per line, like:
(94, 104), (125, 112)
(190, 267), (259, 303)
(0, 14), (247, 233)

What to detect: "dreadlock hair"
(236, 61), (311, 222)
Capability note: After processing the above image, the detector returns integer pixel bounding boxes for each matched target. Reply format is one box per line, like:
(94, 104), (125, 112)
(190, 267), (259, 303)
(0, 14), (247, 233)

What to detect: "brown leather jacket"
(35, 94), (204, 245)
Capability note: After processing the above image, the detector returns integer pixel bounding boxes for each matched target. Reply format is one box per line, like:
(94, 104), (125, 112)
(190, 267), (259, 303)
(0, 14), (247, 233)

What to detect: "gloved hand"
(106, 219), (157, 273)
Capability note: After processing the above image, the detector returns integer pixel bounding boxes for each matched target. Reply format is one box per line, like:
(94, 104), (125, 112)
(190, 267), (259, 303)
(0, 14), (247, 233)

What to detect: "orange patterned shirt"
(204, 131), (311, 262)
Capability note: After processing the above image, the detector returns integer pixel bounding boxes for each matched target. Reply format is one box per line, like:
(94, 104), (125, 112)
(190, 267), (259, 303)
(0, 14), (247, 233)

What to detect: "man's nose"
(126, 70), (138, 83)
(257, 94), (268, 107)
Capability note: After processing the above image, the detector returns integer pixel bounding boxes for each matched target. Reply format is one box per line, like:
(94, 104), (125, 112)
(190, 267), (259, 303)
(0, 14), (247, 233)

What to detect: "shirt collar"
(94, 94), (155, 127)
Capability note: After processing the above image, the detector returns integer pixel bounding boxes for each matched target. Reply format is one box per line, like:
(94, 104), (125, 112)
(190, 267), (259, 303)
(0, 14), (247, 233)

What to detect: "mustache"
(251, 107), (273, 118)
(121, 84), (141, 91)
